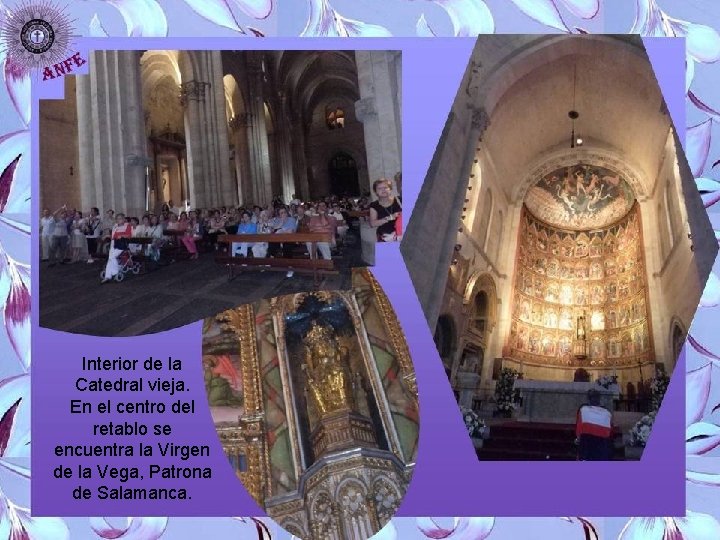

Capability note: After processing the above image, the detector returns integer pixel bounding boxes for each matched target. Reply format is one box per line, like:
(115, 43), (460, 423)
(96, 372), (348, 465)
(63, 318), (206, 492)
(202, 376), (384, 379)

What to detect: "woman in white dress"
(70, 211), (89, 263)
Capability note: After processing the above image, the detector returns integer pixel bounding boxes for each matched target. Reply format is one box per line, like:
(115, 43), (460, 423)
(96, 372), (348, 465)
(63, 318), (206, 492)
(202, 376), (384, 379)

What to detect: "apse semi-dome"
(523, 164), (636, 231)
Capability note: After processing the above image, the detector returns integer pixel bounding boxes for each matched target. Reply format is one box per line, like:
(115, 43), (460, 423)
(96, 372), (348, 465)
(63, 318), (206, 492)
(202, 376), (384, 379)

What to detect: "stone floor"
(40, 243), (364, 337)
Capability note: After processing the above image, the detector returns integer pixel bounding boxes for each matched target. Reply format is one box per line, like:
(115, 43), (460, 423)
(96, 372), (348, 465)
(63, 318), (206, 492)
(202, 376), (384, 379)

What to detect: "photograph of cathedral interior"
(402, 35), (718, 461)
(202, 269), (418, 539)
(39, 49), (402, 337)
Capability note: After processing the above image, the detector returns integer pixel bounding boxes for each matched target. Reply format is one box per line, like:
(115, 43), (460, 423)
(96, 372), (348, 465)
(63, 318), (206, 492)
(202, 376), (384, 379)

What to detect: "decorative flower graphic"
(86, 0), (271, 36)
(618, 513), (720, 540)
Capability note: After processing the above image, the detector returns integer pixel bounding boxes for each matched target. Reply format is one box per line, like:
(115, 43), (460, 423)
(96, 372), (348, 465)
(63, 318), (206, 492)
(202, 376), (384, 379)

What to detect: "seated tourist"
(576, 389), (614, 461)
(329, 203), (348, 240)
(101, 213), (133, 283)
(307, 201), (337, 261)
(232, 211), (257, 257)
(181, 211), (201, 259)
(148, 215), (164, 261)
(251, 205), (262, 224)
(126, 217), (143, 255)
(269, 207), (297, 271)
(252, 210), (272, 258)
(295, 205), (311, 234)
(207, 210), (227, 248)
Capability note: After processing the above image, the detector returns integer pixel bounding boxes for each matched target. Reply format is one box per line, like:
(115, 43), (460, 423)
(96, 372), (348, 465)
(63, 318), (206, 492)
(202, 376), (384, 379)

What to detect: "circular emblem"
(20, 19), (55, 54)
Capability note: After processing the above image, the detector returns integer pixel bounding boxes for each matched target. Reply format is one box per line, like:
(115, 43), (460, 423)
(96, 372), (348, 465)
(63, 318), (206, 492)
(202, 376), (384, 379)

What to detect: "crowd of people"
(40, 179), (402, 282)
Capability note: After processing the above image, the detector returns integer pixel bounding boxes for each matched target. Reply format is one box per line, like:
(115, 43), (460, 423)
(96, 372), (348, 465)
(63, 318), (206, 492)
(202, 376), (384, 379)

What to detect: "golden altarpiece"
(202, 270), (419, 539)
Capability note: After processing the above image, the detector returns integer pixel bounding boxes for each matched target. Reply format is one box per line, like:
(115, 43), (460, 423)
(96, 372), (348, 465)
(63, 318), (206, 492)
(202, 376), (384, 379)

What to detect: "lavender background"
(0, 0), (715, 538)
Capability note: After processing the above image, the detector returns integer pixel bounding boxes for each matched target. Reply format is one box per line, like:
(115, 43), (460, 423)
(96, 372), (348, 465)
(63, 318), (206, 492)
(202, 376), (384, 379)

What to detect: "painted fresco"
(525, 165), (635, 230)
(201, 319), (244, 423)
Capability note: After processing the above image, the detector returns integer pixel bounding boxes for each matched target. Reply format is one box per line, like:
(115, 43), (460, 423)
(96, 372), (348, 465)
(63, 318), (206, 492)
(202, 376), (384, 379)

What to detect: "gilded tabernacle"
(202, 269), (419, 540)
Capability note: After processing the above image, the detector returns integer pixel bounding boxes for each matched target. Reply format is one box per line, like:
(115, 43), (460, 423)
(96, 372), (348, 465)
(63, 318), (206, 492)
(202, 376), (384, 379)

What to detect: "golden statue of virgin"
(302, 321), (355, 415)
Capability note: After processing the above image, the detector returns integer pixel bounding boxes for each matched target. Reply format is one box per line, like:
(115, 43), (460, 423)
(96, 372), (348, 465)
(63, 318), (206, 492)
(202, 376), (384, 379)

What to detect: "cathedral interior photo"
(202, 269), (418, 539)
(39, 49), (402, 337)
(402, 35), (718, 460)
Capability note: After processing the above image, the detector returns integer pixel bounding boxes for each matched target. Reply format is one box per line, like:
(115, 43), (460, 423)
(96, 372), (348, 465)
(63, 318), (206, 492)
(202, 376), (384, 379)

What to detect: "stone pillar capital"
(228, 112), (252, 132)
(180, 80), (210, 107)
(354, 97), (377, 123)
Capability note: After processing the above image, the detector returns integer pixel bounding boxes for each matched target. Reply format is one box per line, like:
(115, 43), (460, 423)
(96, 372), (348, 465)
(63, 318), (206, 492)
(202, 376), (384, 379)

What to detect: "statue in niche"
(529, 331), (541, 353)
(536, 258), (547, 275)
(575, 288), (586, 306)
(608, 311), (617, 329)
(531, 304), (543, 325)
(520, 301), (531, 321)
(523, 274), (533, 295)
(534, 277), (544, 298)
(516, 327), (527, 350)
(575, 241), (589, 258)
(544, 309), (557, 328)
(591, 338), (604, 358)
(590, 262), (603, 279)
(558, 336), (571, 357)
(302, 321), (355, 416)
(560, 285), (573, 305)
(608, 283), (617, 303)
(550, 239), (560, 256)
(559, 309), (573, 330)
(542, 335), (555, 356)
(547, 259), (559, 278)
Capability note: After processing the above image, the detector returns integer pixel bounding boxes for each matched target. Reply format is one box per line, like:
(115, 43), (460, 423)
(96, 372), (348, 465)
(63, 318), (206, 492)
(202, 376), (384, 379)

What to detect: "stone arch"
(669, 317), (687, 370)
(371, 475), (402, 524)
(434, 314), (458, 375)
(474, 35), (648, 119)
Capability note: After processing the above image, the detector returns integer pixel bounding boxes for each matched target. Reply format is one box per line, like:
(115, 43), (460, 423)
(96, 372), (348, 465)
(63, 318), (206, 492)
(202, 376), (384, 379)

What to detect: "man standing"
(576, 389), (614, 460)
(48, 206), (69, 267)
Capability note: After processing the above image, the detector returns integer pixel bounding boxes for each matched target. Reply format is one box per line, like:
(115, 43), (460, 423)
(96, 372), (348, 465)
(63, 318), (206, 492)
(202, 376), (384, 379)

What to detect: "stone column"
(401, 106), (490, 330)
(182, 79), (211, 207)
(210, 50), (236, 206)
(290, 112), (310, 200)
(244, 56), (273, 207)
(229, 114), (253, 205)
(75, 50), (147, 216)
(276, 92), (297, 203)
(181, 51), (234, 209)
(354, 51), (402, 190)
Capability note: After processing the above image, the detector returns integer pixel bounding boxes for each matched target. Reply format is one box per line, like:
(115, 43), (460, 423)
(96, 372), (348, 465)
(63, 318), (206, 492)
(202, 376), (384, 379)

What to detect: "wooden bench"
(163, 229), (193, 261)
(216, 232), (336, 282)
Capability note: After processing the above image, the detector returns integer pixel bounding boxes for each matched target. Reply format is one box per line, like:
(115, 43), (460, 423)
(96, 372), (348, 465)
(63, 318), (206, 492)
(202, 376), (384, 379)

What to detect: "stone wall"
(39, 76), (80, 212)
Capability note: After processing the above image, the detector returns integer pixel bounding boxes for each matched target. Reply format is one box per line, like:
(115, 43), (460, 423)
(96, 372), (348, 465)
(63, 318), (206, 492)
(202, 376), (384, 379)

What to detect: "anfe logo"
(0, 0), (83, 78)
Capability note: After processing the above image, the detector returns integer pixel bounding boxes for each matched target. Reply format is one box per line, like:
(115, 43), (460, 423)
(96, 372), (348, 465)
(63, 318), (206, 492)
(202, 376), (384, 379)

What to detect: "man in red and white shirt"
(102, 213), (133, 283)
(576, 389), (614, 460)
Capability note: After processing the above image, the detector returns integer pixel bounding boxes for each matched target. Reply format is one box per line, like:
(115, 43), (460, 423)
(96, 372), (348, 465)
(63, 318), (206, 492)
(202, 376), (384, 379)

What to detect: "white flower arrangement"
(596, 374), (618, 389)
(460, 406), (486, 438)
(628, 410), (657, 447)
(495, 368), (520, 413)
(650, 371), (670, 411)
